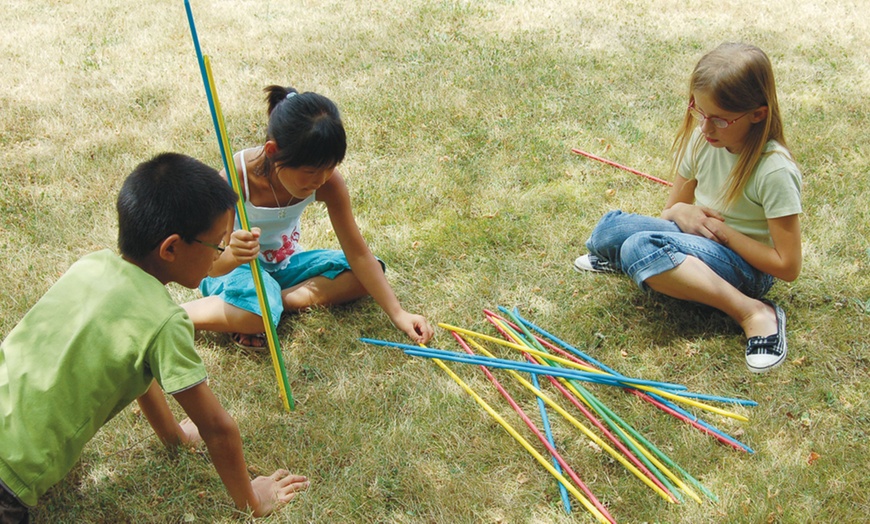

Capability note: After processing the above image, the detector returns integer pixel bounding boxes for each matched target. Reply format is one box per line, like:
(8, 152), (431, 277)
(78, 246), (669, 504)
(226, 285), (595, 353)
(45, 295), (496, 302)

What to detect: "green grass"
(2, 0), (869, 522)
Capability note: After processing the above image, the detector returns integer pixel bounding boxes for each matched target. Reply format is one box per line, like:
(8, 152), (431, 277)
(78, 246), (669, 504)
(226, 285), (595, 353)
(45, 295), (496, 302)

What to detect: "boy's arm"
(137, 380), (199, 446)
(170, 381), (308, 517)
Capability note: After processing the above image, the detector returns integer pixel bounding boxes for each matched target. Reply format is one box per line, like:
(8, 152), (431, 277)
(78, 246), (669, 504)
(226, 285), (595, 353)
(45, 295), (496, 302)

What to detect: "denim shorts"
(585, 210), (774, 298)
(200, 249), (372, 328)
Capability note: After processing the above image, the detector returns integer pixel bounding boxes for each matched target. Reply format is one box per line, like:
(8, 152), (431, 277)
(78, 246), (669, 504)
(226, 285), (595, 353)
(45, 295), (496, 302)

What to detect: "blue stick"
(405, 348), (630, 387)
(507, 308), (754, 452)
(670, 390), (758, 406)
(361, 338), (675, 389)
(646, 392), (755, 454)
(508, 307), (757, 406)
(531, 372), (571, 514)
(362, 338), (686, 391)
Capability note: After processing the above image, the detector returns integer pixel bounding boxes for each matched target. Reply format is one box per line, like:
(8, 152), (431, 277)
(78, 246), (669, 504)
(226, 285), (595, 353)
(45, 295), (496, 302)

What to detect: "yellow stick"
(427, 356), (611, 523)
(204, 57), (293, 411)
(492, 317), (706, 504)
(441, 322), (748, 423)
(557, 378), (703, 504)
(458, 335), (677, 504)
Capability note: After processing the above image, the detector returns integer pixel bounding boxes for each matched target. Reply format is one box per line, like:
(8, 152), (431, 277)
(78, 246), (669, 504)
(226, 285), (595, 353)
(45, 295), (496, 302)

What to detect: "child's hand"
(178, 417), (203, 447)
(228, 227), (261, 264)
(665, 203), (725, 242)
(393, 311), (434, 344)
(250, 470), (310, 517)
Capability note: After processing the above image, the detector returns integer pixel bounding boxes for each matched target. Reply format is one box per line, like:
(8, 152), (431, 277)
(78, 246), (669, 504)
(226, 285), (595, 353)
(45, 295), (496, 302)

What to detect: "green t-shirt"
(679, 129), (803, 246)
(0, 250), (207, 506)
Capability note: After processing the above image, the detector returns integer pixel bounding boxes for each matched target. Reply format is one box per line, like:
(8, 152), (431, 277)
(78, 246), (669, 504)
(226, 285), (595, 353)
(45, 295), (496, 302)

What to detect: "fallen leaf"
(793, 356), (807, 366)
(800, 412), (812, 427)
(808, 451), (820, 465)
(516, 472), (529, 484)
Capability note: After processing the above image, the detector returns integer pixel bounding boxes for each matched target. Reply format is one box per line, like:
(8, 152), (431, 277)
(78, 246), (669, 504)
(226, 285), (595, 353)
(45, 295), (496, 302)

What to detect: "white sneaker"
(745, 300), (787, 373)
(573, 254), (617, 273)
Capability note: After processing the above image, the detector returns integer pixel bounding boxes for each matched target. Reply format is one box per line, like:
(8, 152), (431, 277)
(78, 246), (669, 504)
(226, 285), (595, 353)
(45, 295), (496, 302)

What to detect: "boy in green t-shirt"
(0, 153), (308, 522)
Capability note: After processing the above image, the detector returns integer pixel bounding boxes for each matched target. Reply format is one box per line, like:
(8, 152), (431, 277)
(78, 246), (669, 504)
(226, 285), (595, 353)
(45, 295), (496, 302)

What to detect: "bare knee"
(282, 272), (368, 310)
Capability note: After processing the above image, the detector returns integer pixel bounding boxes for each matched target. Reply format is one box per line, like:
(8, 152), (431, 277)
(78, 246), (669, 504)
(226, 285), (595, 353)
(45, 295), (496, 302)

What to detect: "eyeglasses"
(688, 100), (750, 129)
(193, 239), (226, 253)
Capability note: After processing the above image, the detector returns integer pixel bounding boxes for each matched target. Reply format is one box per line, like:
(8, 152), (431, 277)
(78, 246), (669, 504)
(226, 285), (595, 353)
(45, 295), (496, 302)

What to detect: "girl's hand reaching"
(392, 311), (434, 344)
(663, 203), (727, 243)
(227, 227), (261, 265)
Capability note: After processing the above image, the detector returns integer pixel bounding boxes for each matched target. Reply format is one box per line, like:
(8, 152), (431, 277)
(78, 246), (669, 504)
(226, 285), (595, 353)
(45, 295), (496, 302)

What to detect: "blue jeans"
(586, 210), (774, 298)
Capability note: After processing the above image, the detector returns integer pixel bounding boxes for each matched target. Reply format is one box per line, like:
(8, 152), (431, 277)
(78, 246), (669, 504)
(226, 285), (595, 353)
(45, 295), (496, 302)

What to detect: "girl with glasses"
(574, 42), (802, 373)
(182, 85), (433, 350)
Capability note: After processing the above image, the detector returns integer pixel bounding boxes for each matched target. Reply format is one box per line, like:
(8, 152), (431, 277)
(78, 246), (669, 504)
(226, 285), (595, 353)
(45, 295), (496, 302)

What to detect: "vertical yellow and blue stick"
(184, 0), (294, 411)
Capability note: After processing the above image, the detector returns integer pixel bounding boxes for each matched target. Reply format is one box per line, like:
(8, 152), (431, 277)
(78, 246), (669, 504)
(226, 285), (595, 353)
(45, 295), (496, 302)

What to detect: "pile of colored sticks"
(361, 307), (757, 523)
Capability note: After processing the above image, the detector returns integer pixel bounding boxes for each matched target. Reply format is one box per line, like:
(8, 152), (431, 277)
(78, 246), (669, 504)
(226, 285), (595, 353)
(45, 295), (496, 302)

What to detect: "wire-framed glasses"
(688, 99), (750, 129)
(193, 238), (226, 253)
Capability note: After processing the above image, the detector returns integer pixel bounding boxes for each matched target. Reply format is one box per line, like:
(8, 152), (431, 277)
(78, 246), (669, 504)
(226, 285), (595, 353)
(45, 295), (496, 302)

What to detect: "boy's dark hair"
(117, 153), (238, 260)
(259, 85), (346, 175)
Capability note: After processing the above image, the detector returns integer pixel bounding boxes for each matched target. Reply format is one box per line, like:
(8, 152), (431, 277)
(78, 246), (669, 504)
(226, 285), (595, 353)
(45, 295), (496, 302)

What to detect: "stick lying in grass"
(506, 307), (754, 453)
(452, 332), (679, 504)
(571, 148), (673, 187)
(487, 312), (707, 503)
(421, 348), (614, 523)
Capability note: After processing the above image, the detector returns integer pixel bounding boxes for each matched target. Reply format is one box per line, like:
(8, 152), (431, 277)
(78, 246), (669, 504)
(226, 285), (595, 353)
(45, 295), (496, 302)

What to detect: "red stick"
(571, 148), (673, 187)
(484, 311), (750, 451)
(482, 314), (678, 502)
(626, 390), (744, 452)
(450, 332), (617, 523)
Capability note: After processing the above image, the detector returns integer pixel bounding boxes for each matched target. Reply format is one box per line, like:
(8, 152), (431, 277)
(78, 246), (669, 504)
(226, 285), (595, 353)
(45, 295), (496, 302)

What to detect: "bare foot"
(230, 332), (267, 350)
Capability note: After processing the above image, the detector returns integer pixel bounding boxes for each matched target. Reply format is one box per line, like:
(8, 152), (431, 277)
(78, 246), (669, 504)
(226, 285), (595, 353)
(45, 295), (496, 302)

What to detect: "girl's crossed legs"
(584, 210), (778, 340)
(183, 250), (371, 347)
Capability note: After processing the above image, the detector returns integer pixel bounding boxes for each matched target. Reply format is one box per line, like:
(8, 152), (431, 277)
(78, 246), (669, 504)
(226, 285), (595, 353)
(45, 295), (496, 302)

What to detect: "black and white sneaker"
(745, 300), (787, 373)
(573, 254), (618, 274)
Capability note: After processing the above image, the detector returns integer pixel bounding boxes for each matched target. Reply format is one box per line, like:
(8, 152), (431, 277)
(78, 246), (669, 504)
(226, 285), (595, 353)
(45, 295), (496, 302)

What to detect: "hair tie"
(285, 92), (297, 100)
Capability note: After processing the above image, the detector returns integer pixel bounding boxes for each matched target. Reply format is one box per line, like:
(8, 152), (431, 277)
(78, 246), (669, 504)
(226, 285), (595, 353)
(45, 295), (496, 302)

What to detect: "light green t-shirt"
(679, 128), (802, 246)
(0, 250), (207, 506)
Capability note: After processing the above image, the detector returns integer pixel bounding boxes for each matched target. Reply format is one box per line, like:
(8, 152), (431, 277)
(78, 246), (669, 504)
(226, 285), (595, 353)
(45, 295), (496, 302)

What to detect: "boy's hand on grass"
(178, 417), (202, 447)
(250, 469), (310, 517)
(228, 227), (261, 264)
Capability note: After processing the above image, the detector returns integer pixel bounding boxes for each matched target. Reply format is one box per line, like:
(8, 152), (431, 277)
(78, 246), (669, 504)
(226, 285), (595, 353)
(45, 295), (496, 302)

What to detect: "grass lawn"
(1, 0), (868, 522)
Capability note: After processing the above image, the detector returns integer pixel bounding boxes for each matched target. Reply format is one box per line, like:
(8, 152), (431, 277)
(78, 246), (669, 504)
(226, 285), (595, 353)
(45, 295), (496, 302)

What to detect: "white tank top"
(235, 149), (316, 271)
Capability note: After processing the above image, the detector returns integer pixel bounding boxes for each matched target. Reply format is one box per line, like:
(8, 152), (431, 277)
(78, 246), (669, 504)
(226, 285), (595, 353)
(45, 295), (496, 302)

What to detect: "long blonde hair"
(670, 43), (790, 209)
